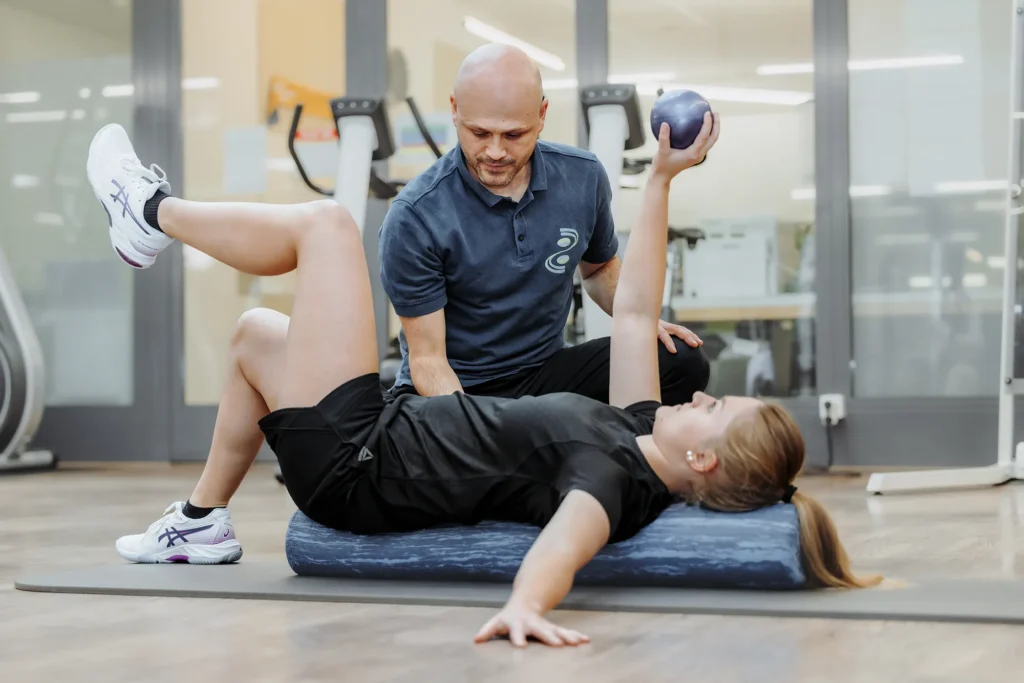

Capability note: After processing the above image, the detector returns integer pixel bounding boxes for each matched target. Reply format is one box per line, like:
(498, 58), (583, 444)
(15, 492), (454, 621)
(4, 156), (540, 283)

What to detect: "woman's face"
(652, 392), (762, 461)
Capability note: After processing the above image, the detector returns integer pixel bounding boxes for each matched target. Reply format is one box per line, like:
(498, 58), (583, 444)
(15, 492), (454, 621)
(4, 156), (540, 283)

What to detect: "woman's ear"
(685, 449), (719, 474)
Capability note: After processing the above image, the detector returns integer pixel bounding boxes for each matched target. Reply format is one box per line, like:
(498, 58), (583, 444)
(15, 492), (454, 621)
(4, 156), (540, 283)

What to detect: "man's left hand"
(658, 320), (702, 352)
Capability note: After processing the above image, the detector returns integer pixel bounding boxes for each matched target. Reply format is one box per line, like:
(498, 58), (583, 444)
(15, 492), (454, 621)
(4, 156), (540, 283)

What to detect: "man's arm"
(578, 256), (620, 317)
(401, 309), (463, 396)
(379, 201), (462, 395)
(474, 490), (610, 647)
(608, 114), (719, 409)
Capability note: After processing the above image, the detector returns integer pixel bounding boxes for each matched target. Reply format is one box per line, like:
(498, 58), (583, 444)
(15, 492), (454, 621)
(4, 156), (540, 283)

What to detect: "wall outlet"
(819, 393), (846, 425)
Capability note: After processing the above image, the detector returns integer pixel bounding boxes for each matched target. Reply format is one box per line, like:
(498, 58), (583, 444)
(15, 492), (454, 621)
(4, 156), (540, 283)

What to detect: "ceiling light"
(635, 83), (813, 105)
(790, 185), (893, 200)
(757, 54), (964, 76)
(11, 175), (40, 188)
(102, 84), (134, 98)
(934, 180), (1008, 194)
(463, 17), (565, 71)
(34, 213), (65, 226)
(609, 72), (676, 84)
(0, 91), (41, 104)
(182, 77), (220, 90)
(6, 110), (67, 123)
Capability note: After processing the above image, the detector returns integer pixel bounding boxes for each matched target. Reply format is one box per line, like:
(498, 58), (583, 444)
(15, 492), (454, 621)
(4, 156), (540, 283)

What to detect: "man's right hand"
(401, 309), (464, 396)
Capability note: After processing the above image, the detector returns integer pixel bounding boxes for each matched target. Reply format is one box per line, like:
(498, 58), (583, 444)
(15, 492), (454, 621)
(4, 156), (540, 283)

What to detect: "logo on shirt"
(357, 447), (374, 462)
(544, 228), (579, 274)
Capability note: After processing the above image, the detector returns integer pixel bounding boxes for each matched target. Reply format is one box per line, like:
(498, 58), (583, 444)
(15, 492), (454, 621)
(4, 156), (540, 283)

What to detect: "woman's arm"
(608, 114), (720, 409)
(473, 490), (611, 648)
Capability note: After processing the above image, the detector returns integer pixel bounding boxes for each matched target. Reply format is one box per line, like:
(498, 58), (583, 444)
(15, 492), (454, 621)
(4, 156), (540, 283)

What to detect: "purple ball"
(650, 89), (711, 149)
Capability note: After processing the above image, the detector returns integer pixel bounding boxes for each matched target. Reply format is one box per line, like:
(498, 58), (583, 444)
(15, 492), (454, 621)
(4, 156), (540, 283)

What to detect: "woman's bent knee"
(232, 308), (289, 353)
(306, 200), (358, 236)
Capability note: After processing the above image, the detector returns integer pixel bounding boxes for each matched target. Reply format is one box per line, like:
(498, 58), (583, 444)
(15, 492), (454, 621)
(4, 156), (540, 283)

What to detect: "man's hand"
(474, 603), (590, 648)
(658, 319), (702, 353)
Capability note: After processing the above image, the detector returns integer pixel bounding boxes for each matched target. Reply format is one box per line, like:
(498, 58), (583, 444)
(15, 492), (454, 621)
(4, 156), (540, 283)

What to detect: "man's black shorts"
(258, 373), (386, 528)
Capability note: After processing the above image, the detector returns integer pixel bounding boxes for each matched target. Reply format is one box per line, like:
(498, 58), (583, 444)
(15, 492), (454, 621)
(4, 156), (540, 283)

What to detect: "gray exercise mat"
(15, 562), (1024, 625)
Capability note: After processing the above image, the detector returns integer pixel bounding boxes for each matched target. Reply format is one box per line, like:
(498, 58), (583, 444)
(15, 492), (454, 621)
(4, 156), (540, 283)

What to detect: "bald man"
(380, 43), (710, 404)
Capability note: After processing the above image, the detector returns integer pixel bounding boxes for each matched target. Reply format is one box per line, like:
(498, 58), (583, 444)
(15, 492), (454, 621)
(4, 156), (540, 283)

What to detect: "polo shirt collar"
(455, 143), (549, 206)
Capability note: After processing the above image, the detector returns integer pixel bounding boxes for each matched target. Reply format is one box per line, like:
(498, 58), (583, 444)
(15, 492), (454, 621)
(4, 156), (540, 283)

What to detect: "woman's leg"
(186, 308), (288, 509)
(157, 198), (379, 409)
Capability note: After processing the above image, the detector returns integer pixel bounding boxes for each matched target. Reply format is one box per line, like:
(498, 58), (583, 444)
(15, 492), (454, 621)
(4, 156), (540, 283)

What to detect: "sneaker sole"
(118, 540), (243, 565)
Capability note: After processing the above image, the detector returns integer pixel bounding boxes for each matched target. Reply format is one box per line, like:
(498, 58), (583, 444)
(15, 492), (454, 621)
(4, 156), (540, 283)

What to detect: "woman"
(89, 113), (878, 649)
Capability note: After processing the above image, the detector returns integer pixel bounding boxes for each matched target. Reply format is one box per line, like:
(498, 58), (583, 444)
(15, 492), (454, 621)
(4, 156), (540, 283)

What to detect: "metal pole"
(997, 0), (1024, 467)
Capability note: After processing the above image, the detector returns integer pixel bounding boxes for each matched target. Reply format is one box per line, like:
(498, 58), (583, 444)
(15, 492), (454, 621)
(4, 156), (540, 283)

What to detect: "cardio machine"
(576, 83), (647, 342)
(0, 247), (57, 474)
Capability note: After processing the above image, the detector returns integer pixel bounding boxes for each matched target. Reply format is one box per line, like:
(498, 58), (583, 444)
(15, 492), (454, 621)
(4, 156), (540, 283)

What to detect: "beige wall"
(182, 0), (346, 404)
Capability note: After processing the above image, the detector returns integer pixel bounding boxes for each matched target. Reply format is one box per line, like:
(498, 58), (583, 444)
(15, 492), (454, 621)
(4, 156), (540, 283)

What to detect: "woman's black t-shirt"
(339, 391), (675, 542)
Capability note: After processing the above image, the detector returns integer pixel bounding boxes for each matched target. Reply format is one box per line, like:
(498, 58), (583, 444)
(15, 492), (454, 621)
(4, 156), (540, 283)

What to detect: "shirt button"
(517, 234), (525, 242)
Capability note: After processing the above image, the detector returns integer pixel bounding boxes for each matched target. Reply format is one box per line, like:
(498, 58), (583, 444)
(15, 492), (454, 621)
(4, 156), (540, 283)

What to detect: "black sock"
(182, 500), (224, 519)
(143, 190), (171, 233)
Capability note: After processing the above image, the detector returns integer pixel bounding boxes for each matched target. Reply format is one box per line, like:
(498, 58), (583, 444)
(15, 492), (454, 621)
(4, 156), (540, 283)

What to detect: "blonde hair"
(690, 403), (881, 589)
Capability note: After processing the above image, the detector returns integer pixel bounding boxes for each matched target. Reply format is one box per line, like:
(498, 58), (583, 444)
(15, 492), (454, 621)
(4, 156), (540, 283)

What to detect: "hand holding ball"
(648, 90), (720, 180)
(650, 90), (714, 151)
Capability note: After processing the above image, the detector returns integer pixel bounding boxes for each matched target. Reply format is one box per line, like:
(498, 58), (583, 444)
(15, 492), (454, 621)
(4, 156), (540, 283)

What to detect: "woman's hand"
(649, 111), (720, 182)
(474, 603), (590, 648)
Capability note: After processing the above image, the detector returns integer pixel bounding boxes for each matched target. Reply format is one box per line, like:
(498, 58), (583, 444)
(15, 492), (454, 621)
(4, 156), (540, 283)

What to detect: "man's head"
(451, 43), (548, 191)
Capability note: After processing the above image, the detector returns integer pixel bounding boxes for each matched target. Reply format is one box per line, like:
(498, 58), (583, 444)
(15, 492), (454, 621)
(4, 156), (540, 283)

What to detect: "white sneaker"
(115, 502), (243, 564)
(86, 123), (174, 269)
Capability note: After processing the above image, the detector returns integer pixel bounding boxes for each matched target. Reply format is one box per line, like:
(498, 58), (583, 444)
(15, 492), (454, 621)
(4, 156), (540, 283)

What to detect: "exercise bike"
(0, 247), (58, 475)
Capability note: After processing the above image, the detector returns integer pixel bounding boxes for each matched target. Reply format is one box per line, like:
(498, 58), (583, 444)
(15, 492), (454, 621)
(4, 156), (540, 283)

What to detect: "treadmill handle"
(287, 104), (334, 197)
(405, 97), (444, 160)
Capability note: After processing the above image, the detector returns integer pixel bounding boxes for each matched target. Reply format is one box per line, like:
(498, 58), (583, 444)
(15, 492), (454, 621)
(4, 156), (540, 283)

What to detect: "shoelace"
(120, 156), (167, 185)
(144, 503), (181, 535)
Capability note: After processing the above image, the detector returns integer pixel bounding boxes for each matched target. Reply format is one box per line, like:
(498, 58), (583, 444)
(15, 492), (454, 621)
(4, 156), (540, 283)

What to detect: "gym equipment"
(578, 83), (646, 342)
(16, 563), (1024, 626)
(285, 503), (805, 589)
(650, 89), (712, 150)
(0, 247), (57, 474)
(287, 95), (442, 210)
(866, 3), (1024, 494)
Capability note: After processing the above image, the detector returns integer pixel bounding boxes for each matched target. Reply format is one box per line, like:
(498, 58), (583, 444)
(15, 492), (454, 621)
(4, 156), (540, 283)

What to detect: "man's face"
(451, 88), (548, 190)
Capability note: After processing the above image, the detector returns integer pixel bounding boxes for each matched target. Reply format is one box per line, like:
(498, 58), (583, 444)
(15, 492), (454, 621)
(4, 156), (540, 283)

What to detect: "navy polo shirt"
(378, 140), (618, 389)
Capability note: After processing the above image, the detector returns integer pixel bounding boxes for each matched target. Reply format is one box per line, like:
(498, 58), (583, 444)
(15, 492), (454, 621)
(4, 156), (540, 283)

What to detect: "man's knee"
(658, 343), (711, 404)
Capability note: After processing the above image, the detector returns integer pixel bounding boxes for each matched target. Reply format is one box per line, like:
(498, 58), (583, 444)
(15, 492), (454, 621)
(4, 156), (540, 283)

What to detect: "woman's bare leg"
(159, 199), (379, 506)
(187, 308), (288, 508)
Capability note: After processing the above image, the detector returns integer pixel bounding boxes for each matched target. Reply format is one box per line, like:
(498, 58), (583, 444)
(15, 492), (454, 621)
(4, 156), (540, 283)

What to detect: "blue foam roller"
(286, 503), (806, 590)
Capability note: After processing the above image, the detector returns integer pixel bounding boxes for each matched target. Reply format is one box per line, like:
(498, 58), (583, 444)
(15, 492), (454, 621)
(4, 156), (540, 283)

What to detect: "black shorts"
(258, 373), (387, 528)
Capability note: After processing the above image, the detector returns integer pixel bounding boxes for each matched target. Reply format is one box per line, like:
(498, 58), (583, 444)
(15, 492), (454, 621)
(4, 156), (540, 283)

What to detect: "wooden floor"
(3, 463), (1024, 682)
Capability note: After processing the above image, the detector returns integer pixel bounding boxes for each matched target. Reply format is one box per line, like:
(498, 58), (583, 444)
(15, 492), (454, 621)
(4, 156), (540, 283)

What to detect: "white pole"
(997, 0), (1024, 467)
(333, 115), (378, 236)
(584, 104), (628, 342)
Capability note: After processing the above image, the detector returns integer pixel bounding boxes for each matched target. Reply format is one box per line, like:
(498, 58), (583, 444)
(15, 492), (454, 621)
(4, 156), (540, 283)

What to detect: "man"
(379, 43), (709, 404)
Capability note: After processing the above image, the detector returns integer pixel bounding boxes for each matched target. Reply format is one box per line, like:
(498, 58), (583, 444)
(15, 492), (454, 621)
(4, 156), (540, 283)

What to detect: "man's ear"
(450, 94), (458, 118)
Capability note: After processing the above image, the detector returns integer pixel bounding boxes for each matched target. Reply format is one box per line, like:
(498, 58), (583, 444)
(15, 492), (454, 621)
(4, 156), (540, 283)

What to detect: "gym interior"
(2, 0), (1024, 680)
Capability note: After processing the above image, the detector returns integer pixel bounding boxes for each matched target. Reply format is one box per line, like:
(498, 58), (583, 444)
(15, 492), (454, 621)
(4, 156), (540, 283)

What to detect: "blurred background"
(0, 0), (1019, 468)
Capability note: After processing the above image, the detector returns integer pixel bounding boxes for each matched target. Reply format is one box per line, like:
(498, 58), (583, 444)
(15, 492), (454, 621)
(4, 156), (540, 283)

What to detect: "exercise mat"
(15, 562), (1024, 625)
